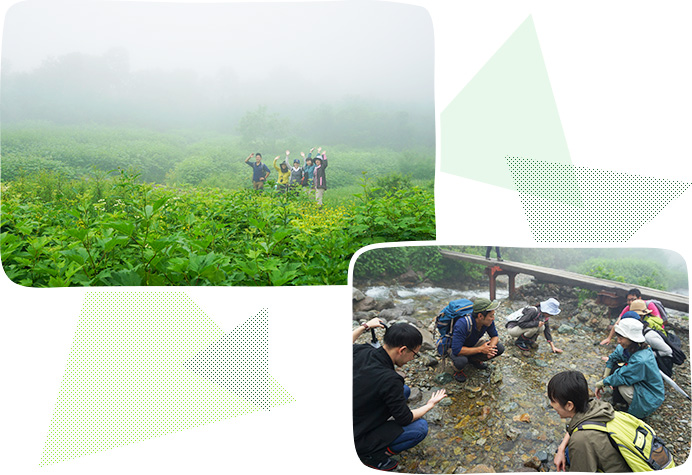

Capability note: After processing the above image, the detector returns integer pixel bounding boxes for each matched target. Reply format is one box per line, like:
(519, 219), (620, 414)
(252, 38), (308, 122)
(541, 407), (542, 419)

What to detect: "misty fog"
(1, 1), (434, 140)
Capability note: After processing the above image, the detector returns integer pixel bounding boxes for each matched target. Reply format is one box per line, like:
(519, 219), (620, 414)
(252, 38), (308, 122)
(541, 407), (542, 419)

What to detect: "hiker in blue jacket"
(244, 152), (270, 190)
(595, 318), (664, 419)
(300, 148), (316, 191)
(449, 298), (505, 383)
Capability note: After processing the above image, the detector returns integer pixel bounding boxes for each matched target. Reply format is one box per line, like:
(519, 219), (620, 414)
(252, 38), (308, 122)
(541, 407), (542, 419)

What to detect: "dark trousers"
(485, 246), (502, 258)
(450, 341), (505, 370)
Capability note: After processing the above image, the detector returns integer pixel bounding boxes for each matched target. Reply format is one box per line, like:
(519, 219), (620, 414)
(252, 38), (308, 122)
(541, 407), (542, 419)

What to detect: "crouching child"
(548, 370), (674, 472)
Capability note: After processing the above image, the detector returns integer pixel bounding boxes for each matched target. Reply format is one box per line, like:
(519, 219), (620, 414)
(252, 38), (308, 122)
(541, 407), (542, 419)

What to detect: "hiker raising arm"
(353, 318), (385, 343)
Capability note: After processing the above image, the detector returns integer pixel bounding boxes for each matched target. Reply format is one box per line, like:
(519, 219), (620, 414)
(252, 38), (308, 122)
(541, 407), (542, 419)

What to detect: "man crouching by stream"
(450, 298), (505, 383)
(353, 318), (447, 471)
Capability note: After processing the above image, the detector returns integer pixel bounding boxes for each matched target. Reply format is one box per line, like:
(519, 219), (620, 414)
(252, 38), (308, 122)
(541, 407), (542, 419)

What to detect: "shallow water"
(359, 285), (691, 473)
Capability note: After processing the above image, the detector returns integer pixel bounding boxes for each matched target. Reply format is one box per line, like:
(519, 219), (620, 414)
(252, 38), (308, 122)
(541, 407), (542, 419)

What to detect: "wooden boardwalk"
(440, 250), (689, 312)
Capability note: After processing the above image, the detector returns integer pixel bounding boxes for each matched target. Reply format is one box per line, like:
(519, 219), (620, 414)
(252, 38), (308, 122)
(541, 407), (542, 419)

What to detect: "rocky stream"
(353, 280), (691, 473)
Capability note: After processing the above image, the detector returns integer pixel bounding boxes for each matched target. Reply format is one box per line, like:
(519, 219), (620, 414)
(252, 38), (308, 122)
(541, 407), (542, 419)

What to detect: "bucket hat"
(473, 298), (500, 313)
(629, 299), (652, 316)
(614, 318), (645, 343)
(539, 298), (561, 315)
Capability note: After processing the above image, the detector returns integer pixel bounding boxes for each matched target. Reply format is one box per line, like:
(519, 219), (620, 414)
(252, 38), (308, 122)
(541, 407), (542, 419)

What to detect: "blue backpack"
(435, 298), (474, 356)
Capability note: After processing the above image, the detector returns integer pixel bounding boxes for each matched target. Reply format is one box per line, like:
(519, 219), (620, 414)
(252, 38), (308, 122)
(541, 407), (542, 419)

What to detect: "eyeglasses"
(406, 347), (420, 359)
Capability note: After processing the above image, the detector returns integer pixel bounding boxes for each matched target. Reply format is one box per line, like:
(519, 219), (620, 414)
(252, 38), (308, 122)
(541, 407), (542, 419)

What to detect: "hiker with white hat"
(505, 298), (563, 353)
(595, 318), (665, 418)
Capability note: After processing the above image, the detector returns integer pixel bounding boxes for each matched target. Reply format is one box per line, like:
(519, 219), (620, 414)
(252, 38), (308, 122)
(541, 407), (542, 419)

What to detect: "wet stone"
(523, 456), (542, 470)
(409, 387), (422, 404)
(536, 450), (548, 462)
(557, 324), (575, 334)
(435, 372), (453, 385)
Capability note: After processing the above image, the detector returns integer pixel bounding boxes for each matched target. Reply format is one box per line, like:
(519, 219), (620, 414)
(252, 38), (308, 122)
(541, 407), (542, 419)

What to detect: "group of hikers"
(353, 288), (685, 472)
(243, 147), (328, 205)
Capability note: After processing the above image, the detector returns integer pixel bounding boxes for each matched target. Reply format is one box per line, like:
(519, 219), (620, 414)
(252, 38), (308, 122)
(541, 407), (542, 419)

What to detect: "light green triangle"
(441, 15), (580, 204)
(39, 293), (293, 466)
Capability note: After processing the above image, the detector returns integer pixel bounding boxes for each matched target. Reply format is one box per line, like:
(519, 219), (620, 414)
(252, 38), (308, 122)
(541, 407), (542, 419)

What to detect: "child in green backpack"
(548, 370), (631, 472)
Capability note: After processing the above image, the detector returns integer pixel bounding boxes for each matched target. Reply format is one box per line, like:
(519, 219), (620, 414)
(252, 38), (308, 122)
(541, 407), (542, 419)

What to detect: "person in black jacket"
(353, 319), (446, 471)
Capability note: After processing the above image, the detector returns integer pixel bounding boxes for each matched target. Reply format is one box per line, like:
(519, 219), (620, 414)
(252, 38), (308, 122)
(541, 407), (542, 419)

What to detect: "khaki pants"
(253, 181), (265, 190)
(316, 188), (325, 205)
(617, 385), (634, 404)
(507, 325), (540, 339)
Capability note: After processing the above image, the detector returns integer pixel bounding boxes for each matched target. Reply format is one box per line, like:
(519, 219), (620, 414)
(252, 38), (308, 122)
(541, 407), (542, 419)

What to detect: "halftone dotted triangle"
(39, 293), (294, 466)
(507, 158), (691, 242)
(184, 309), (295, 412)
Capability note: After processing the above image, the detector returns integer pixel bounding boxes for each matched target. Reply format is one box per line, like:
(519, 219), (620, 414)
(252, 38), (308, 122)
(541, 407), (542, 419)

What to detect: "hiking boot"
(515, 338), (530, 351)
(471, 360), (488, 370)
(453, 370), (467, 383)
(497, 257), (504, 261)
(361, 453), (398, 471)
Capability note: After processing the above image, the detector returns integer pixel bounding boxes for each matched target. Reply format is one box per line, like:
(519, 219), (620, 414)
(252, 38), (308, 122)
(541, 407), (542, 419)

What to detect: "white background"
(1, 1), (691, 474)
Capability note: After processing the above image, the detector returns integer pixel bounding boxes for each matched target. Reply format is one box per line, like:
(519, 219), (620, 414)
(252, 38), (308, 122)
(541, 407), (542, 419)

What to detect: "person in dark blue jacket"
(595, 318), (665, 418)
(244, 152), (270, 190)
(449, 298), (505, 383)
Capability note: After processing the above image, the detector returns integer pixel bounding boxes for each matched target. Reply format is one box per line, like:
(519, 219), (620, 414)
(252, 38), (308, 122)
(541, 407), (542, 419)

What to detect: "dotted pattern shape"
(184, 309), (295, 411)
(39, 293), (294, 466)
(507, 157), (691, 242)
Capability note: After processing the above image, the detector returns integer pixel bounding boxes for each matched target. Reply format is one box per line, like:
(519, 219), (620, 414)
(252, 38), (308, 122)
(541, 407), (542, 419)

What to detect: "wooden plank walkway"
(440, 250), (689, 312)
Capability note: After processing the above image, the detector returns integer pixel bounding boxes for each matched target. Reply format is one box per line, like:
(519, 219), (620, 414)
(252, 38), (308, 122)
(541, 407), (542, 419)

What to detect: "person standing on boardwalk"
(485, 246), (503, 261)
(244, 152), (270, 190)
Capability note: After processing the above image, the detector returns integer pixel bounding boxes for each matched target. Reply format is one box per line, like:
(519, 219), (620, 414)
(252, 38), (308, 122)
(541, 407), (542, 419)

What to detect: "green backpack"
(572, 410), (675, 471)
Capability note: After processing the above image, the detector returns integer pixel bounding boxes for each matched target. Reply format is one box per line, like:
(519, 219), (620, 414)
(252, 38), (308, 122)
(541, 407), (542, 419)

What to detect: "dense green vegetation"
(353, 246), (486, 285)
(1, 169), (435, 286)
(1, 122), (434, 190)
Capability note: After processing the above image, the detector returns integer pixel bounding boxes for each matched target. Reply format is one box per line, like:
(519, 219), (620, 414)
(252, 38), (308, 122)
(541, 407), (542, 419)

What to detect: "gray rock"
(523, 456), (542, 470)
(557, 324), (575, 334)
(505, 427), (520, 440)
(435, 372), (453, 385)
(419, 327), (436, 352)
(353, 288), (365, 302)
(423, 355), (439, 367)
(400, 304), (415, 316)
(353, 311), (376, 321)
(426, 407), (444, 424)
(534, 360), (549, 367)
(502, 402), (519, 413)
(438, 397), (453, 407)
(536, 450), (548, 462)
(408, 387), (422, 404)
(375, 299), (395, 311)
(377, 308), (401, 320)
(354, 296), (377, 312)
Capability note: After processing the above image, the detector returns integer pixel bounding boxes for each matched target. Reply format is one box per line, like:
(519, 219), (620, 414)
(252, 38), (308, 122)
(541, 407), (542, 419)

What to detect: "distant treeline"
(1, 50), (434, 151)
(354, 246), (688, 292)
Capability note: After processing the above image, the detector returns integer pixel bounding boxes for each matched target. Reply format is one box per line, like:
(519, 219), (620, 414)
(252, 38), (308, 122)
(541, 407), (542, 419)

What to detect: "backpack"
(434, 298), (473, 356)
(572, 410), (676, 471)
(642, 314), (666, 335)
(647, 300), (669, 323)
(645, 328), (686, 366)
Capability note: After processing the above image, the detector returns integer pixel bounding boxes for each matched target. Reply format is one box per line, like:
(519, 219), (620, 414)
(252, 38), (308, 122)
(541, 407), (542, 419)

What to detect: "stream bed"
(354, 283), (691, 473)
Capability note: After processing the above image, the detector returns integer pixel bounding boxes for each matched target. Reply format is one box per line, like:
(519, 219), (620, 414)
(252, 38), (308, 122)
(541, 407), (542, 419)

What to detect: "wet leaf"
(513, 413), (531, 423)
